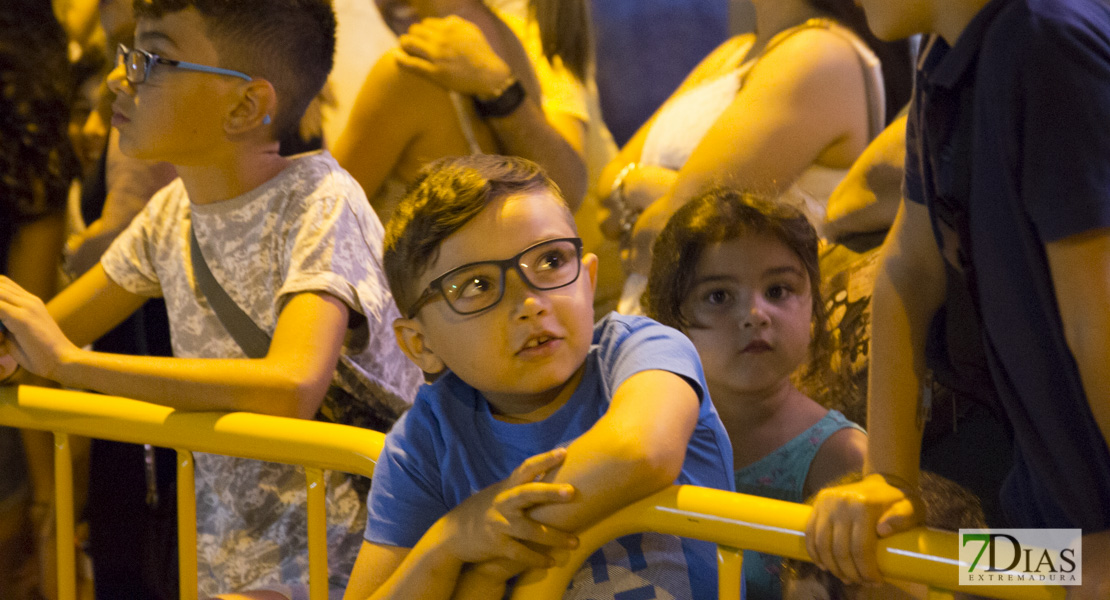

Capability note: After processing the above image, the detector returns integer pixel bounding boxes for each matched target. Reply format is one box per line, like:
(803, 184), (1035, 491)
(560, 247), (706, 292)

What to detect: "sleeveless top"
(639, 19), (885, 230)
(734, 409), (865, 600)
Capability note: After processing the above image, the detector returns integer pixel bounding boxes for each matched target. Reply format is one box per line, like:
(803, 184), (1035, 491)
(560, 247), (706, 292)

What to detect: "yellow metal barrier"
(510, 485), (1067, 600)
(0, 384), (385, 600)
(2, 384), (1069, 600)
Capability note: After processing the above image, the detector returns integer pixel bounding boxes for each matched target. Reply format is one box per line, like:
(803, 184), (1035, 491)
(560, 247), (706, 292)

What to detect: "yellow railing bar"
(510, 486), (1067, 600)
(1, 385), (386, 600)
(2, 385), (1070, 600)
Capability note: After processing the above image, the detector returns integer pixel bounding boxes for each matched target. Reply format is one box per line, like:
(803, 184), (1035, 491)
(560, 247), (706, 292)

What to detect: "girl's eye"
(704, 289), (731, 306)
(766, 285), (792, 301)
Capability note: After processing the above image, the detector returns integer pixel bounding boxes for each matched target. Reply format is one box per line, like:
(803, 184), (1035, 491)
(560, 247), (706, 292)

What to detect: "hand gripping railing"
(0, 384), (385, 600)
(510, 486), (1067, 600)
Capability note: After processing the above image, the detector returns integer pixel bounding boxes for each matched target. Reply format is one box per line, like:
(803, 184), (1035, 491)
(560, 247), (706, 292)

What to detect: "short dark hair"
(383, 154), (571, 316)
(133, 0), (335, 141)
(643, 188), (844, 403)
(781, 472), (987, 596)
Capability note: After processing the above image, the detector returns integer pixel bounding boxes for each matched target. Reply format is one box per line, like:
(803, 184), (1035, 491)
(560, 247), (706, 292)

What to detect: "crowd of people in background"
(0, 0), (1106, 599)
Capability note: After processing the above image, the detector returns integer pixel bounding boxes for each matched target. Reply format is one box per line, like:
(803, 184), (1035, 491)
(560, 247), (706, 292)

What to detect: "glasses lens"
(125, 48), (146, 83)
(441, 263), (504, 314)
(519, 240), (581, 290)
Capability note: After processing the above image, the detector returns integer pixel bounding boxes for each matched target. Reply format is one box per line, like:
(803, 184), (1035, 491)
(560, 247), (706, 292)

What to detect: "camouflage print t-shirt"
(100, 150), (422, 596)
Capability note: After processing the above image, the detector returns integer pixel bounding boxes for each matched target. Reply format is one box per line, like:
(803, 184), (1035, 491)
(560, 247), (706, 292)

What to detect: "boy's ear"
(393, 317), (446, 374)
(224, 79), (278, 136)
(583, 252), (599, 294)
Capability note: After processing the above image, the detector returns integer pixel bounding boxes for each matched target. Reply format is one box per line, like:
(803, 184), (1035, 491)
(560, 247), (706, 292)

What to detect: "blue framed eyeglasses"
(407, 237), (583, 319)
(116, 43), (253, 84)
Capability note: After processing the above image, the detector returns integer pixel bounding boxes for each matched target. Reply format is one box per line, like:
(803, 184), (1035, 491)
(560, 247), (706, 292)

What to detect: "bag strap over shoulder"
(190, 224), (272, 359)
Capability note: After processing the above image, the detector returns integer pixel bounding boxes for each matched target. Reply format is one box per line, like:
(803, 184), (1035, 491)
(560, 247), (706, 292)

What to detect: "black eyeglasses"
(407, 237), (583, 319)
(116, 43), (253, 84)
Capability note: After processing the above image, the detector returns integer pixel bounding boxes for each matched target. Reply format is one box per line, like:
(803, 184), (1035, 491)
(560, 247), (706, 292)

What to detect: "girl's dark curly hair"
(643, 188), (856, 411)
(0, 0), (78, 270)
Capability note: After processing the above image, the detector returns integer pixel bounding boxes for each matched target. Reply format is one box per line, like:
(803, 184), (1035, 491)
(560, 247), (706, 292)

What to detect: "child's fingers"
(496, 482), (574, 511)
(852, 512), (879, 581)
(498, 540), (555, 570)
(506, 447), (567, 486)
(505, 520), (578, 550)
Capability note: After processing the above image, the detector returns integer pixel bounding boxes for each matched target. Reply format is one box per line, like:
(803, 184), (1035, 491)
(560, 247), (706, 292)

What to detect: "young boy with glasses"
(343, 154), (734, 600)
(0, 0), (421, 597)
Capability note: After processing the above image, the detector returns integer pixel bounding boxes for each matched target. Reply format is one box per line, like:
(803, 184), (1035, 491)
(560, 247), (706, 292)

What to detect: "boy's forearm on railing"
(528, 371), (698, 531)
(52, 349), (322, 418)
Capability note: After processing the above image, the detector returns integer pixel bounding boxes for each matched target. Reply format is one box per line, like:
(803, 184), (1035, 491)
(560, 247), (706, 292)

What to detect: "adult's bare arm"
(806, 200), (945, 584)
(1046, 228), (1110, 455)
(824, 113), (908, 243)
(395, 16), (586, 208)
(627, 29), (872, 275)
(66, 130), (176, 277)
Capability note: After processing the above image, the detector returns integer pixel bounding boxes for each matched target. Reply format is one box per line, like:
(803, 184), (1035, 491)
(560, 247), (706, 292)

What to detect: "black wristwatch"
(472, 79), (525, 119)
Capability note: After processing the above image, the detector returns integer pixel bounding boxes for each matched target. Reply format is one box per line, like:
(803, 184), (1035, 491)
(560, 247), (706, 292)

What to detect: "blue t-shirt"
(904, 0), (1110, 530)
(365, 313), (735, 599)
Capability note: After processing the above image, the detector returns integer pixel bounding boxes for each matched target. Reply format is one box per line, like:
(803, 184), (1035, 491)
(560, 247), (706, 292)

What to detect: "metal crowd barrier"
(510, 486), (1067, 600)
(0, 384), (384, 600)
(2, 384), (1065, 600)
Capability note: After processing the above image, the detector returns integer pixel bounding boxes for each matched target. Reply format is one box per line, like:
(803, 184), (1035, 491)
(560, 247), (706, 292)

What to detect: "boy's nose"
(105, 62), (130, 96)
(506, 271), (549, 320)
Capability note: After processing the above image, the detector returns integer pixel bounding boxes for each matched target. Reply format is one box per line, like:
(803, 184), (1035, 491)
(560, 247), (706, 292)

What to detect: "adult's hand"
(396, 16), (514, 99)
(623, 198), (673, 279)
(804, 473), (924, 584)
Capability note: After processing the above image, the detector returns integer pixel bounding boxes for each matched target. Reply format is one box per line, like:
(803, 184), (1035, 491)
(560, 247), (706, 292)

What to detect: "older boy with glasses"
(344, 154), (734, 600)
(0, 1), (421, 597)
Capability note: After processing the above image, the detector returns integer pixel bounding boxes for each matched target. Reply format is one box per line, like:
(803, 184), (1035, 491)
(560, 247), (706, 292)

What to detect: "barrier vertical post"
(717, 545), (743, 600)
(177, 449), (198, 600)
(54, 432), (76, 600)
(306, 467), (328, 600)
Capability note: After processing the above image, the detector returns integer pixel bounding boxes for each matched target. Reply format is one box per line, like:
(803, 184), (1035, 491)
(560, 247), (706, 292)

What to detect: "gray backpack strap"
(190, 225), (272, 359)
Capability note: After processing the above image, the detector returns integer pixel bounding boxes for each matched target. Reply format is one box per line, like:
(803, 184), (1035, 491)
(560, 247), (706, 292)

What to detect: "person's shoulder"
(766, 22), (868, 70)
(1025, 0), (1110, 28)
(594, 313), (701, 377)
(277, 151), (373, 212)
(147, 177), (189, 217)
(594, 311), (670, 340)
(369, 48), (455, 106)
(750, 22), (869, 96)
(991, 0), (1110, 55)
(408, 372), (481, 423)
(804, 411), (867, 496)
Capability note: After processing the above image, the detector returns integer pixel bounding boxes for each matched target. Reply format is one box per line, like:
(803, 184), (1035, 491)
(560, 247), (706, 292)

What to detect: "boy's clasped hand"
(438, 448), (578, 580)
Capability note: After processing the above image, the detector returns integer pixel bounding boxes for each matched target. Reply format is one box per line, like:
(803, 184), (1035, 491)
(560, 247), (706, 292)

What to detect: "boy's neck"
(177, 145), (289, 205)
(483, 364), (587, 425)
